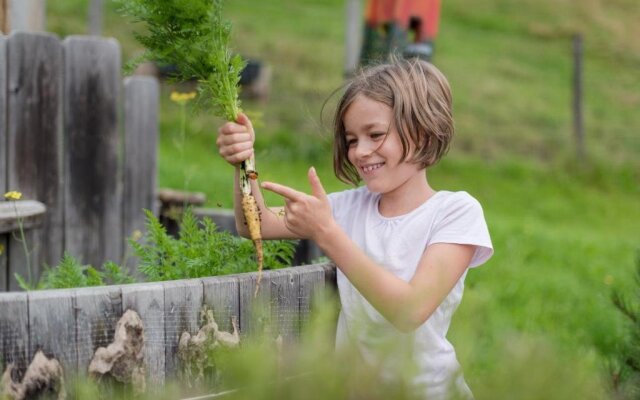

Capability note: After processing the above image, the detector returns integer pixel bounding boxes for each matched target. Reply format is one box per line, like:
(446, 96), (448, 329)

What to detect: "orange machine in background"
(360, 0), (441, 65)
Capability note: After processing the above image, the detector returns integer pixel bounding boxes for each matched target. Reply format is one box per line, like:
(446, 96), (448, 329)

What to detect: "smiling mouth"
(361, 162), (384, 173)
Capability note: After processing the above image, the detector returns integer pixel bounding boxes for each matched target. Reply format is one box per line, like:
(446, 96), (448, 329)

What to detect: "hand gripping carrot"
(217, 114), (263, 296)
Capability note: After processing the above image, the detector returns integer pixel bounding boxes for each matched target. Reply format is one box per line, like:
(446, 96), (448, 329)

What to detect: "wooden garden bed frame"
(0, 263), (336, 384)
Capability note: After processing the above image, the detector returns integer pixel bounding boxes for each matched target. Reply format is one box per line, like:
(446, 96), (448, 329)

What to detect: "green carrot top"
(117, 0), (246, 121)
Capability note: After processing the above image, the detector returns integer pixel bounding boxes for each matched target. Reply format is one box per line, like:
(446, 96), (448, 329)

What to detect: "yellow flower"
(131, 229), (143, 241)
(4, 191), (22, 200)
(170, 91), (197, 105)
(604, 275), (614, 286)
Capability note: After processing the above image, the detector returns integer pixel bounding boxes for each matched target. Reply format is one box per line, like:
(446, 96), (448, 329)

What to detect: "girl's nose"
(353, 140), (373, 159)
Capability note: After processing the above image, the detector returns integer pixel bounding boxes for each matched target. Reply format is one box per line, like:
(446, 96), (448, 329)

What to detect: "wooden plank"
(162, 279), (203, 377)
(202, 275), (239, 334)
(0, 1), (7, 34)
(88, 0), (103, 36)
(573, 34), (585, 162)
(0, 235), (6, 291)
(321, 262), (337, 289)
(0, 292), (29, 372)
(74, 285), (122, 375)
(238, 270), (271, 338)
(6, 0), (46, 33)
(0, 34), (5, 291)
(0, 200), (46, 234)
(122, 75), (159, 271)
(63, 35), (122, 268)
(269, 268), (301, 344)
(7, 32), (64, 290)
(0, 34), (5, 197)
(298, 264), (326, 330)
(344, 0), (362, 76)
(121, 283), (165, 385)
(28, 289), (77, 374)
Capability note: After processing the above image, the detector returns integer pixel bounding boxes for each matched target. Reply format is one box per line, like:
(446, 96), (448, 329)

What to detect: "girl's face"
(343, 95), (424, 195)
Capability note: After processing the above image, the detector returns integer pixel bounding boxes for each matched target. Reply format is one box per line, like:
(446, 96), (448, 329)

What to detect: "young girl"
(216, 58), (493, 399)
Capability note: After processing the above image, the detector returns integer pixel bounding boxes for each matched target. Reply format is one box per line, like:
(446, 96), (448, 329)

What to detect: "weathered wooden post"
(163, 279), (203, 378)
(0, 0), (46, 34)
(0, 1), (5, 34)
(123, 75), (159, 270)
(88, 0), (104, 36)
(122, 282), (166, 385)
(6, 32), (64, 291)
(0, 292), (29, 371)
(63, 36), (122, 268)
(28, 289), (77, 373)
(344, 0), (362, 77)
(74, 285), (123, 374)
(572, 33), (585, 163)
(0, 35), (7, 291)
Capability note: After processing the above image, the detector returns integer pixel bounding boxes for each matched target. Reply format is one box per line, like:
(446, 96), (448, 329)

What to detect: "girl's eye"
(346, 138), (357, 147)
(370, 132), (385, 140)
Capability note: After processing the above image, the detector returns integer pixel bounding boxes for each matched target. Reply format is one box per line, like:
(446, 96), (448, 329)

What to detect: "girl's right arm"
(216, 113), (302, 240)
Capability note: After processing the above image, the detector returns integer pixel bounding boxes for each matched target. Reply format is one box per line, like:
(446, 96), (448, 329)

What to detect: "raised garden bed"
(0, 263), (336, 387)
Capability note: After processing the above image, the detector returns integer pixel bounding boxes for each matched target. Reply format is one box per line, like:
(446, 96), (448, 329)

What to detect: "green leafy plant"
(17, 252), (136, 290)
(116, 0), (245, 120)
(17, 208), (295, 290)
(132, 208), (296, 282)
(610, 249), (640, 398)
(117, 0), (263, 284)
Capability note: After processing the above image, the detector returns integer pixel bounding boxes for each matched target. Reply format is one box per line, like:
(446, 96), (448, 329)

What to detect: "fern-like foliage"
(14, 208), (297, 290)
(611, 249), (640, 396)
(16, 252), (136, 290)
(133, 208), (297, 282)
(116, 0), (245, 120)
(102, 261), (137, 285)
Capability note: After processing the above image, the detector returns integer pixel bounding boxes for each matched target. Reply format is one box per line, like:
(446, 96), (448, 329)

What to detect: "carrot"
(242, 193), (263, 297)
(240, 160), (264, 297)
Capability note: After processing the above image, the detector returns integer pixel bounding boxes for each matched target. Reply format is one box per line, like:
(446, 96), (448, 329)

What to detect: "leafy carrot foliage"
(132, 208), (296, 281)
(116, 0), (245, 120)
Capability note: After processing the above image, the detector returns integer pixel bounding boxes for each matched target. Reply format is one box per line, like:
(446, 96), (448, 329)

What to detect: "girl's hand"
(216, 113), (255, 166)
(261, 167), (335, 241)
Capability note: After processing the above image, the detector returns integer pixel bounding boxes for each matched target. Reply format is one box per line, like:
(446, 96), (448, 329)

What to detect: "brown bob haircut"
(333, 58), (454, 186)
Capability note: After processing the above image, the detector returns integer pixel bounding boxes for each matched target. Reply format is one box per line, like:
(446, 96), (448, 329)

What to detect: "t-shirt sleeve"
(328, 191), (346, 222)
(327, 188), (360, 227)
(429, 192), (493, 268)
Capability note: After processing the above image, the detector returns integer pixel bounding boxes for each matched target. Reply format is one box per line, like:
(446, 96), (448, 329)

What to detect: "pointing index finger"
(261, 182), (304, 201)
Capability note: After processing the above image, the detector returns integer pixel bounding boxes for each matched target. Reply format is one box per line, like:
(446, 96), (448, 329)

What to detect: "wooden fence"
(0, 31), (159, 291)
(0, 30), (338, 398)
(0, 262), (336, 385)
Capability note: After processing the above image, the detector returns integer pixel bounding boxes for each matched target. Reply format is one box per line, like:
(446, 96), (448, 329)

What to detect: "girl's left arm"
(262, 167), (475, 333)
(318, 230), (474, 332)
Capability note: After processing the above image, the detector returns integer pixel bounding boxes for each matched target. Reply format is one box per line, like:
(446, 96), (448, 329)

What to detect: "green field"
(47, 0), (640, 397)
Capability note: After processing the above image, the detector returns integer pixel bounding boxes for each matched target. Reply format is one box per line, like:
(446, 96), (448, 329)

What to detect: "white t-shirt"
(328, 187), (493, 400)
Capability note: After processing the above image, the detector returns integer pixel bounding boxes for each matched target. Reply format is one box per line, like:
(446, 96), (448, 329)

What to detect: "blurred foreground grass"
(69, 295), (610, 400)
(45, 0), (640, 398)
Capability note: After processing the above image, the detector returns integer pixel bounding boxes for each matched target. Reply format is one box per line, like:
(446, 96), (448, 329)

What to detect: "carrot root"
(241, 193), (263, 297)
(252, 238), (264, 298)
